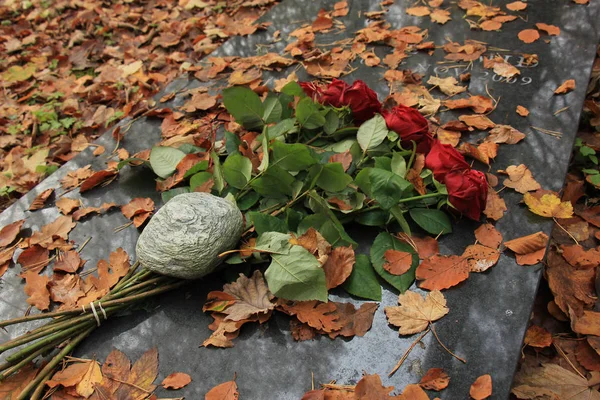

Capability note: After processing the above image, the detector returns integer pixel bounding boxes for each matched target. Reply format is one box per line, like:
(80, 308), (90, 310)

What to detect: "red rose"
(445, 169), (488, 220)
(425, 140), (470, 182)
(300, 81), (323, 100)
(319, 79), (381, 124)
(382, 105), (434, 153)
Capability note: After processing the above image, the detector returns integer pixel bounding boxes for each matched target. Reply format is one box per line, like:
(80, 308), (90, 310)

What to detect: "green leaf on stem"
(296, 97), (326, 129)
(357, 114), (388, 152)
(247, 212), (288, 235)
(272, 141), (317, 171)
(342, 254), (382, 301)
(225, 131), (241, 155)
(222, 86), (264, 131)
(391, 152), (407, 178)
(370, 232), (418, 293)
(250, 166), (294, 197)
(355, 209), (388, 227)
(356, 168), (412, 210)
(306, 191), (357, 247)
(210, 150), (225, 194)
(263, 94), (283, 124)
(149, 146), (186, 179)
(183, 160), (209, 178)
(324, 109), (340, 135)
(223, 154), (252, 189)
(281, 81), (305, 97)
(190, 171), (213, 190)
(313, 163), (352, 193)
(265, 245), (328, 301)
(255, 231), (292, 254)
(409, 208), (452, 235)
(268, 118), (297, 139)
(237, 191), (260, 211)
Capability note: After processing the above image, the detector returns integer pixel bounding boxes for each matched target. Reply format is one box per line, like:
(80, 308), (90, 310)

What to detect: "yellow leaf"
(384, 290), (449, 335)
(76, 360), (103, 398)
(524, 192), (573, 218)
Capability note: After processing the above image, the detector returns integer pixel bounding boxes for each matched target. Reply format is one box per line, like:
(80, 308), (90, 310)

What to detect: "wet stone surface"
(1, 0), (600, 398)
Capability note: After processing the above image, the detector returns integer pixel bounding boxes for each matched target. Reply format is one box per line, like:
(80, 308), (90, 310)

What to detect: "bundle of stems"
(0, 262), (186, 400)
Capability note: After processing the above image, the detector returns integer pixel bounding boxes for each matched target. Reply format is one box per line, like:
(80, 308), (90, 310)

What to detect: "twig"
(430, 324), (466, 363)
(389, 328), (430, 376)
(553, 341), (586, 379)
(531, 126), (563, 138)
(553, 217), (579, 245)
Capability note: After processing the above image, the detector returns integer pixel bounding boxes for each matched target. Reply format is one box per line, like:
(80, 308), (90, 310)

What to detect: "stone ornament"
(136, 192), (243, 279)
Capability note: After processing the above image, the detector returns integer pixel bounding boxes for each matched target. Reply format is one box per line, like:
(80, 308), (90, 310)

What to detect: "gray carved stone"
(136, 192), (243, 279)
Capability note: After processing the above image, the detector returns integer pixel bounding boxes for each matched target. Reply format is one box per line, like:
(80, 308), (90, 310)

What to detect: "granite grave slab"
(1, 0), (599, 398)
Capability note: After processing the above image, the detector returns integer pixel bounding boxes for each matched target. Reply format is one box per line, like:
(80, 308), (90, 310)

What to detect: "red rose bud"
(382, 105), (434, 154)
(425, 140), (471, 182)
(299, 81), (323, 101)
(445, 169), (488, 221)
(319, 79), (381, 124)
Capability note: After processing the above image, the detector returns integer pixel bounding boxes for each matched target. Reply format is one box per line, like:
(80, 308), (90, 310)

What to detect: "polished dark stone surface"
(1, 1), (599, 398)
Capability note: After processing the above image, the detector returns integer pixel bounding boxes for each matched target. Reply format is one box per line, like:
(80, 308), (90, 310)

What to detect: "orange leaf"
(354, 374), (395, 399)
(47, 361), (92, 389)
(462, 244), (500, 273)
(326, 302), (378, 339)
(516, 105), (529, 117)
(474, 224), (503, 249)
(444, 95), (494, 114)
(484, 189), (507, 221)
(506, 1), (527, 10)
(30, 216), (76, 248)
(501, 164), (541, 193)
(48, 273), (85, 306)
(419, 368), (450, 391)
(278, 300), (343, 333)
(0, 219), (24, 247)
(470, 374), (492, 399)
(205, 380), (239, 400)
(458, 115), (495, 130)
(121, 197), (155, 227)
(0, 364), (38, 397)
(72, 202), (118, 221)
(80, 169), (118, 193)
(55, 197), (80, 215)
(536, 23), (560, 36)
(560, 244), (600, 269)
(570, 309), (600, 336)
(504, 231), (548, 266)
(480, 20), (502, 31)
(523, 325), (552, 348)
(518, 29), (540, 44)
(161, 372), (192, 390)
(28, 188), (54, 211)
(383, 249), (413, 275)
(459, 142), (497, 165)
(323, 245), (355, 289)
(555, 79), (576, 94)
(416, 255), (470, 290)
(398, 383), (430, 399)
(23, 270), (50, 311)
(486, 125), (526, 144)
(546, 250), (595, 316)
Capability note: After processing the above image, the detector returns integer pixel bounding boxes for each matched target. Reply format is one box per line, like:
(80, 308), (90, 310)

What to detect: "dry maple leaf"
(504, 231), (548, 266)
(383, 249), (413, 275)
(555, 79), (576, 94)
(474, 224), (503, 249)
(23, 270), (50, 310)
(512, 363), (600, 400)
(419, 368), (450, 391)
(0, 219), (24, 247)
(462, 244), (500, 273)
(322, 245), (355, 289)
(524, 192), (574, 218)
(470, 374), (492, 399)
(385, 290), (449, 335)
(523, 325), (552, 348)
(406, 6), (431, 16)
(416, 255), (470, 290)
(427, 76), (466, 96)
(28, 188), (54, 211)
(221, 270), (275, 321)
(278, 300), (344, 333)
(30, 215), (77, 248)
(516, 105), (529, 117)
(161, 372), (192, 389)
(54, 250), (85, 273)
(61, 165), (94, 190)
(486, 125), (526, 144)
(292, 227), (331, 264)
(518, 29), (540, 44)
(205, 379), (239, 400)
(501, 164), (541, 194)
(430, 8), (451, 24)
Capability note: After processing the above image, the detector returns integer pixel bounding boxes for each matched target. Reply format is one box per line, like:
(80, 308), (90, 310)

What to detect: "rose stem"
(16, 326), (95, 400)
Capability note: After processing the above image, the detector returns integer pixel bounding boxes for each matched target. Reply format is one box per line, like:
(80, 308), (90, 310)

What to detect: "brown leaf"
(576, 340), (600, 371)
(90, 248), (131, 293)
(94, 348), (131, 396)
(470, 374), (492, 399)
(291, 319), (317, 342)
(458, 115), (495, 130)
(17, 245), (50, 273)
(406, 6), (431, 16)
(80, 169), (118, 193)
(462, 244), (500, 273)
(47, 361), (92, 389)
(205, 380), (239, 400)
(555, 79), (576, 94)
(329, 151), (352, 171)
(54, 250), (85, 273)
(419, 368), (449, 391)
(278, 300), (344, 333)
(354, 374), (395, 399)
(72, 202), (118, 221)
(516, 105), (529, 117)
(560, 244), (600, 269)
(576, 205), (600, 228)
(113, 348), (158, 400)
(28, 188), (54, 211)
(61, 166), (94, 190)
(161, 372), (192, 389)
(0, 364), (38, 398)
(323, 245), (355, 289)
(182, 92), (217, 113)
(0, 220), (25, 249)
(546, 250), (595, 316)
(49, 273), (85, 306)
(292, 227), (331, 264)
(416, 255), (470, 290)
(121, 198), (155, 227)
(398, 384), (430, 399)
(327, 302), (378, 339)
(501, 164), (541, 194)
(56, 198), (81, 215)
(219, 270), (275, 322)
(504, 231), (548, 266)
(518, 29), (540, 44)
(570, 309), (600, 336)
(443, 95), (494, 114)
(383, 249), (413, 275)
(512, 363), (600, 400)
(523, 325), (552, 348)
(385, 290), (448, 335)
(427, 76), (466, 96)
(30, 216), (76, 248)
(536, 23), (560, 36)
(23, 270), (50, 310)
(486, 125), (526, 144)
(430, 9), (451, 24)
(474, 224), (503, 249)
(484, 189), (507, 221)
(459, 142), (498, 165)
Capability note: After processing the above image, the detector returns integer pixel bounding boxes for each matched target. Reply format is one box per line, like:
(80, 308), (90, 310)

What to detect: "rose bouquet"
(0, 79), (487, 398)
